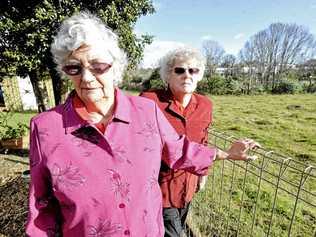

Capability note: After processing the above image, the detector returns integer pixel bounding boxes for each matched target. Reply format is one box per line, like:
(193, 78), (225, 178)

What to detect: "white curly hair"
(159, 46), (206, 84)
(51, 11), (127, 85)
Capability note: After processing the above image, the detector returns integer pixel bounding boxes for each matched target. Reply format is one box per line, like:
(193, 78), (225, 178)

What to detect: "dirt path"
(0, 154), (29, 237)
(0, 154), (29, 185)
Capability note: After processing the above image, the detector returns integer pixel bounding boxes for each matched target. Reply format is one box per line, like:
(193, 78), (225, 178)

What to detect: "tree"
(202, 40), (225, 76)
(239, 23), (315, 90)
(297, 59), (316, 92)
(239, 41), (259, 93)
(0, 0), (154, 110)
(221, 54), (236, 78)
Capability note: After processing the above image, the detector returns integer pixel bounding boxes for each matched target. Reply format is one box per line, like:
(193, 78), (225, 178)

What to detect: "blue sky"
(135, 0), (316, 67)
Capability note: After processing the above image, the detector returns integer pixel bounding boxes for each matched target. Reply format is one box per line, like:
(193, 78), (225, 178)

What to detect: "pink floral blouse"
(26, 89), (216, 237)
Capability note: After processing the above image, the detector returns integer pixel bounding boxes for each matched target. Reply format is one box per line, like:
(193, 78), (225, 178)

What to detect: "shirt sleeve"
(154, 103), (216, 176)
(25, 119), (62, 236)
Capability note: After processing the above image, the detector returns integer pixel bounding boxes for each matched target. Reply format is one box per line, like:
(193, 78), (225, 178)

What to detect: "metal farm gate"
(186, 129), (315, 237)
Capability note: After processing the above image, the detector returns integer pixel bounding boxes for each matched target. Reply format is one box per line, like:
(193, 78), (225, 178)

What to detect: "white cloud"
(139, 40), (185, 69)
(201, 35), (213, 41)
(153, 1), (162, 11)
(234, 33), (245, 40)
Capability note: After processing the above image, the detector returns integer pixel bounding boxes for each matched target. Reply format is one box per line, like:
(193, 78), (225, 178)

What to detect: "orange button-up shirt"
(140, 89), (213, 208)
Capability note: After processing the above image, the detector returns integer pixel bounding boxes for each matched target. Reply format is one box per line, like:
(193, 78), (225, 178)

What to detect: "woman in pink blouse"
(26, 12), (259, 237)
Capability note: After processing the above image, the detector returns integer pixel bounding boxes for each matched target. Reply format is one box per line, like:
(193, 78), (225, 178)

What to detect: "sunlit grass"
(209, 94), (316, 163)
(192, 93), (316, 236)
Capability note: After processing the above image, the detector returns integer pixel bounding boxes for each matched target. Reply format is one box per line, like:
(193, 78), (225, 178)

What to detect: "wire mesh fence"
(186, 129), (316, 237)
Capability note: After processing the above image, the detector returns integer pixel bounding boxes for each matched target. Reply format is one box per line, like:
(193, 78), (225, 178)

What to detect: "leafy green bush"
(301, 82), (316, 93)
(120, 73), (143, 91)
(0, 123), (28, 140)
(0, 112), (28, 140)
(197, 76), (243, 95)
(272, 79), (303, 94)
(225, 77), (243, 95)
(197, 75), (224, 94)
(249, 84), (266, 95)
(141, 68), (165, 91)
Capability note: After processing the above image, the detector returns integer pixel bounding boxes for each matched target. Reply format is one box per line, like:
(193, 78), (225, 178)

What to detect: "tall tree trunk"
(47, 63), (62, 106)
(28, 70), (46, 112)
(247, 74), (252, 95)
(271, 71), (276, 90)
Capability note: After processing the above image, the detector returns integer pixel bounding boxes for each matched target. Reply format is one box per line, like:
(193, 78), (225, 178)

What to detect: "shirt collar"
(164, 87), (197, 104)
(62, 88), (131, 134)
(112, 88), (131, 123)
(63, 91), (87, 134)
(165, 88), (198, 117)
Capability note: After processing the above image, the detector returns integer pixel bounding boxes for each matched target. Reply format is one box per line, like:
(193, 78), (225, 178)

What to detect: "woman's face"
(168, 58), (202, 97)
(63, 44), (115, 107)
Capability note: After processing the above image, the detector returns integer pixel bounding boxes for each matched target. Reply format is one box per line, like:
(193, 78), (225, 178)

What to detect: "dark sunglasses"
(174, 67), (200, 75)
(62, 63), (112, 76)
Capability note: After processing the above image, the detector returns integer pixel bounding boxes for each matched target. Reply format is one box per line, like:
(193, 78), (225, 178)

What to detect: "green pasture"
(210, 93), (316, 163)
(191, 157), (315, 237)
(192, 93), (316, 236)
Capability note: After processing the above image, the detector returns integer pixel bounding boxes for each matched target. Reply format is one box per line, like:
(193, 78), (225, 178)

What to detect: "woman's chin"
(181, 88), (194, 94)
(82, 94), (105, 105)
(79, 89), (114, 107)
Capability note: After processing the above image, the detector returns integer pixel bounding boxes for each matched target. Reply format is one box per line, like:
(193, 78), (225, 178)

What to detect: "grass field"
(191, 93), (316, 236)
(210, 94), (316, 164)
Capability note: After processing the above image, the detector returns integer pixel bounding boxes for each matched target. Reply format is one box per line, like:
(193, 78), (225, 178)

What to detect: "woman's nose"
(81, 68), (95, 82)
(183, 69), (191, 78)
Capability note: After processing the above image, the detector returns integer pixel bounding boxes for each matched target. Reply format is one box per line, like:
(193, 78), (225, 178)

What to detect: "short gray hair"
(159, 46), (206, 83)
(51, 11), (127, 85)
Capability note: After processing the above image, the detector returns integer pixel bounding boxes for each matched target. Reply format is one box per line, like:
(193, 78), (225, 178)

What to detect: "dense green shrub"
(301, 81), (316, 93)
(197, 76), (224, 95)
(272, 79), (303, 94)
(141, 69), (165, 92)
(247, 84), (266, 95)
(225, 77), (243, 95)
(120, 73), (143, 91)
(197, 76), (243, 95)
(0, 112), (28, 140)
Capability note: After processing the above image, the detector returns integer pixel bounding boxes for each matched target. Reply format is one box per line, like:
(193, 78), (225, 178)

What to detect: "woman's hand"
(226, 139), (260, 161)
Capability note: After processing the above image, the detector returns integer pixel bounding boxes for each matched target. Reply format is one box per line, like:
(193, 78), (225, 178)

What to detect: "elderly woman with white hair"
(26, 12), (259, 237)
(141, 47), (259, 237)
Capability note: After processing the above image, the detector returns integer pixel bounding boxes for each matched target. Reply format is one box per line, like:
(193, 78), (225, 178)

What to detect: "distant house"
(215, 67), (227, 76)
